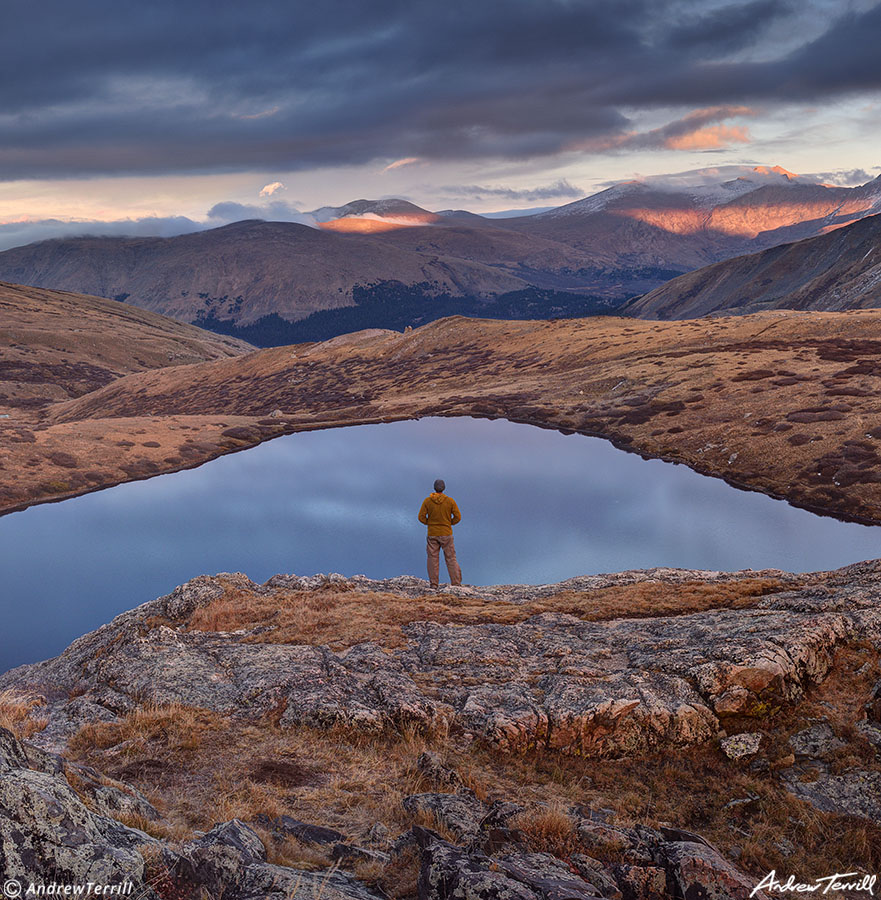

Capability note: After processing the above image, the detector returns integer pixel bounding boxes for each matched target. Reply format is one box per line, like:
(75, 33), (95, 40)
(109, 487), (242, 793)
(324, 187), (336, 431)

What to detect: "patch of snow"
(536, 165), (808, 218)
(537, 182), (647, 218)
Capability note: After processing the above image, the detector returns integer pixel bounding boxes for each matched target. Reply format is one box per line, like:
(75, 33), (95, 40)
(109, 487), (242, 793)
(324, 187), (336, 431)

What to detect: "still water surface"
(1, 417), (879, 670)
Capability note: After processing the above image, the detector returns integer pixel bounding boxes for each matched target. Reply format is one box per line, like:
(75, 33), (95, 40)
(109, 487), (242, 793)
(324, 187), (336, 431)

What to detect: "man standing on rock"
(418, 479), (462, 589)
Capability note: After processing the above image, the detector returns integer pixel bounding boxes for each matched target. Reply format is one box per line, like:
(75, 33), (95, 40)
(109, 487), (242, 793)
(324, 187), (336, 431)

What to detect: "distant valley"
(2, 165), (881, 344)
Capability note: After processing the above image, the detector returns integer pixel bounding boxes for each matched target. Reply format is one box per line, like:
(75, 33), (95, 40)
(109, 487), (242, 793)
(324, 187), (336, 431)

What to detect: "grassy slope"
(0, 279), (250, 413)
(4, 309), (881, 524)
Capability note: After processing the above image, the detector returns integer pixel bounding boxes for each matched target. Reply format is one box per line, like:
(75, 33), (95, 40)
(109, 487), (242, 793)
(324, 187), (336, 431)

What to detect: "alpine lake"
(1, 416), (879, 670)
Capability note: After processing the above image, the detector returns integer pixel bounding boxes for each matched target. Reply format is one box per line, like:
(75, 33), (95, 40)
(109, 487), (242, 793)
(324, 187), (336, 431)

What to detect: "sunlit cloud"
(259, 181), (285, 197)
(206, 199), (317, 226)
(0, 215), (203, 252)
(572, 106), (756, 153)
(382, 157), (422, 172)
(439, 179), (584, 202)
(665, 123), (751, 150)
(806, 167), (876, 186)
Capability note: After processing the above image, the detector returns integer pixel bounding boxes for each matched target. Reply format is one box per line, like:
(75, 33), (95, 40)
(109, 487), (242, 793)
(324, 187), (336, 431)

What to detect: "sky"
(1, 0), (880, 248)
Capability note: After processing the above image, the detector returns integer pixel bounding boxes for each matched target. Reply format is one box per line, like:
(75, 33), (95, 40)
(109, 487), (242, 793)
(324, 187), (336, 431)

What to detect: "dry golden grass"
(380, 844), (421, 899)
(0, 689), (48, 739)
(405, 807), (461, 845)
(68, 705), (431, 840)
(511, 804), (581, 858)
(253, 828), (336, 871)
(177, 577), (793, 650)
(115, 811), (191, 844)
(68, 700), (208, 756)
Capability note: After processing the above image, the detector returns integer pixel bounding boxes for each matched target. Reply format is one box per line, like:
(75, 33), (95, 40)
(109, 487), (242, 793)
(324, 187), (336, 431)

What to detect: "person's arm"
(418, 499), (430, 524)
(450, 499), (461, 526)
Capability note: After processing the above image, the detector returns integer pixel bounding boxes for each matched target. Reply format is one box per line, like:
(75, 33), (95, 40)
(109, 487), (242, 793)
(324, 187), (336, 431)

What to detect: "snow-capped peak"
(537, 165), (809, 217)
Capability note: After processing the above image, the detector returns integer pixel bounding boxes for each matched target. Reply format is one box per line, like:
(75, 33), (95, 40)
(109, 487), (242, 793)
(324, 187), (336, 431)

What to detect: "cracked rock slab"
(781, 768), (881, 824)
(3, 563), (881, 759)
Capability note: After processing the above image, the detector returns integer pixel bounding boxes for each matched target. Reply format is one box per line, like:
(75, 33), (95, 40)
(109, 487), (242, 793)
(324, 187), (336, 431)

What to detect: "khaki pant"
(426, 534), (462, 586)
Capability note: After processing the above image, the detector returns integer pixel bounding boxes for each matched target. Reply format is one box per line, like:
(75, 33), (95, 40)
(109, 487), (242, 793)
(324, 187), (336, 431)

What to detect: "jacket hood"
(430, 493), (446, 504)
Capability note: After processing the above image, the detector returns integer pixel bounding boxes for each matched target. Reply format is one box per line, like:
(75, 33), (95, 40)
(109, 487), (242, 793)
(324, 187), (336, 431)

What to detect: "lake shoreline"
(5, 408), (881, 528)
(5, 416), (881, 672)
(7, 311), (881, 528)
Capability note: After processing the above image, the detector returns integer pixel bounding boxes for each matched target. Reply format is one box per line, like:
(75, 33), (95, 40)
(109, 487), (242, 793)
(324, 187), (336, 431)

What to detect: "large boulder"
(788, 722), (845, 760)
(867, 679), (881, 722)
(416, 831), (573, 900)
(781, 769), (881, 825)
(494, 851), (607, 900)
(402, 792), (489, 842)
(660, 839), (767, 900)
(171, 819), (267, 896)
(0, 760), (155, 885)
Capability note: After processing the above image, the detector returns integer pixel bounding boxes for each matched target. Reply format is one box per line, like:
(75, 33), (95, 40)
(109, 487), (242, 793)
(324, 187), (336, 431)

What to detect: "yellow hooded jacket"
(418, 492), (462, 536)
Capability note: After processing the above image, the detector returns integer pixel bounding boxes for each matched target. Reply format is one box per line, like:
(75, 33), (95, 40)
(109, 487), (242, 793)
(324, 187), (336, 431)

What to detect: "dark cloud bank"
(2, 0), (880, 180)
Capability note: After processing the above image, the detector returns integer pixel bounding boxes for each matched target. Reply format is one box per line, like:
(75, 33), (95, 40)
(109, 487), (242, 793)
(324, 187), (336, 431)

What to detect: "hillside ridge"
(628, 213), (881, 319)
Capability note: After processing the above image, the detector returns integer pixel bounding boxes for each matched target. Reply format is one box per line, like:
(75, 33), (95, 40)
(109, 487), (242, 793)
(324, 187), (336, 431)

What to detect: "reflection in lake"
(1, 416), (879, 670)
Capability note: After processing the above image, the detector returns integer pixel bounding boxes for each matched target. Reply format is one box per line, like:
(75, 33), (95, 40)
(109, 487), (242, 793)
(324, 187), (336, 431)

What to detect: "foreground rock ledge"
(0, 723), (774, 899)
(4, 561), (881, 757)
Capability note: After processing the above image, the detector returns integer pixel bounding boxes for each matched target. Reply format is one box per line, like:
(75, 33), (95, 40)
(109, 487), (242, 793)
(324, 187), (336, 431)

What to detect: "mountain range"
(628, 212), (881, 319)
(2, 165), (880, 343)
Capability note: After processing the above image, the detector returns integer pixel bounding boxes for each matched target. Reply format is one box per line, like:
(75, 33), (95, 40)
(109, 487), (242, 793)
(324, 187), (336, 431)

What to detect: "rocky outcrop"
(0, 723), (387, 897)
(2, 562), (880, 883)
(408, 800), (770, 900)
(660, 839), (762, 900)
(781, 769), (881, 825)
(767, 713), (881, 824)
(0, 725), (157, 886)
(6, 566), (881, 765)
(788, 722), (845, 759)
(417, 836), (595, 900)
(2, 717), (775, 898)
(4, 562), (881, 759)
